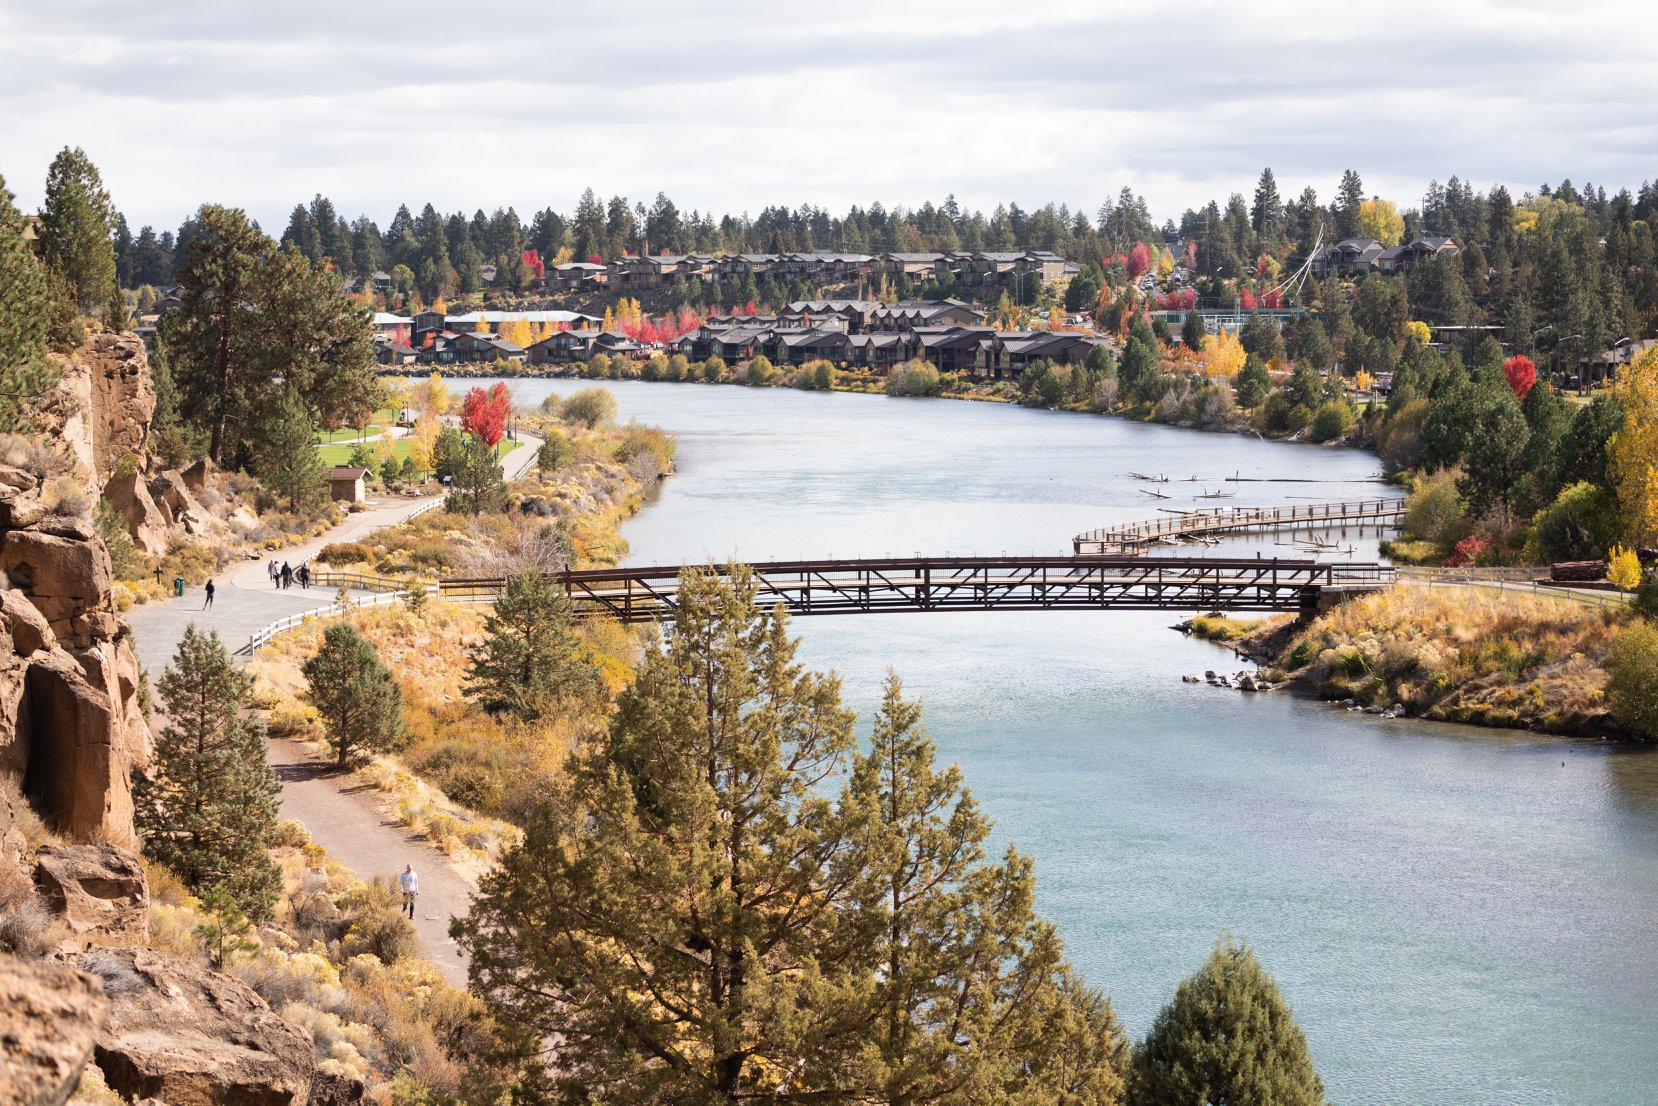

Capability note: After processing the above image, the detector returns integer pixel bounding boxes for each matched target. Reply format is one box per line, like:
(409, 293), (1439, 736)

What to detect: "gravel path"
(124, 433), (541, 984)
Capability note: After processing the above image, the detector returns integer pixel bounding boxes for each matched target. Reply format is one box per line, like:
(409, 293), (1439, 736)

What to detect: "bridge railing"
(1075, 497), (1406, 547)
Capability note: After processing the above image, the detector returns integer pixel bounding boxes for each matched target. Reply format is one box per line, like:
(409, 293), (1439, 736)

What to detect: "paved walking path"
(123, 433), (540, 985)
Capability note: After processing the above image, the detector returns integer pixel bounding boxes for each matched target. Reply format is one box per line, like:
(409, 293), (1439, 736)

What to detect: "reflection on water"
(481, 378), (1658, 1105)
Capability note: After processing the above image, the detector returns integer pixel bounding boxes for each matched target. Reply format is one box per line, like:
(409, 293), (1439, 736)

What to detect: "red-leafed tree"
(586, 254), (603, 266)
(1126, 242), (1151, 281)
(523, 249), (545, 281)
(1502, 355), (1537, 399)
(744, 299), (758, 316)
(1260, 288), (1282, 309)
(1239, 288), (1257, 311)
(461, 382), (512, 448)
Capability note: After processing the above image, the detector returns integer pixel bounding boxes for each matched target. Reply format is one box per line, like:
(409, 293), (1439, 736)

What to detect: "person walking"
(399, 864), (419, 919)
(297, 563), (310, 589)
(280, 562), (293, 590)
(202, 580), (215, 609)
(268, 560), (279, 588)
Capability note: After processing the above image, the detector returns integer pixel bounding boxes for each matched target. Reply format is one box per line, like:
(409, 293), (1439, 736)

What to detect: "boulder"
(148, 471), (219, 537)
(102, 471), (172, 558)
(0, 530), (113, 643)
(33, 844), (148, 947)
(0, 954), (110, 1106)
(307, 1071), (367, 1106)
(181, 457), (213, 493)
(3, 589), (57, 656)
(85, 947), (314, 1106)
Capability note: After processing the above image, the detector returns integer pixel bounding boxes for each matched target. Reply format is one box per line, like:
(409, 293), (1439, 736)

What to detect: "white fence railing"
(1398, 570), (1630, 610)
(235, 587), (497, 656)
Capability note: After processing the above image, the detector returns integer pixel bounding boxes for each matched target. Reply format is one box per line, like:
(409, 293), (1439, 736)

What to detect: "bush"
(701, 356), (727, 383)
(1533, 483), (1620, 564)
(1402, 469), (1467, 547)
(1606, 621), (1658, 739)
(744, 356), (779, 387)
(318, 542), (372, 567)
(887, 359), (941, 397)
(560, 387), (616, 428)
(1309, 399), (1356, 442)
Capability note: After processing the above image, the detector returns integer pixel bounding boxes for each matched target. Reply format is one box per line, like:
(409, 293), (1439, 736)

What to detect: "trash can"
(173, 575), (185, 598)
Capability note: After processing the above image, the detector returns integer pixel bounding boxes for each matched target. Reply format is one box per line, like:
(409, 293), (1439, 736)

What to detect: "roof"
(331, 466), (369, 480)
(445, 310), (601, 325)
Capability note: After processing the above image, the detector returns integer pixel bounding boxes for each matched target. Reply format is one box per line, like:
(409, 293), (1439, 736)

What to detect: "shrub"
(1403, 469), (1467, 547)
(887, 359), (941, 397)
(1533, 483), (1620, 564)
(1444, 535), (1489, 568)
(560, 387), (616, 428)
(701, 356), (726, 383)
(744, 356), (779, 387)
(0, 864), (54, 958)
(318, 542), (372, 567)
(1606, 621), (1658, 739)
(1309, 399), (1356, 442)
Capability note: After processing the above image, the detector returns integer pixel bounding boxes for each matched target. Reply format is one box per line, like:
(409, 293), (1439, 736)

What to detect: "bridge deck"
(1074, 498), (1405, 555)
(442, 556), (1395, 624)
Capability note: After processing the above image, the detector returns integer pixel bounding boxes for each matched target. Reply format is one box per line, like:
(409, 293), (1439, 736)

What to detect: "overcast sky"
(2, 0), (1653, 233)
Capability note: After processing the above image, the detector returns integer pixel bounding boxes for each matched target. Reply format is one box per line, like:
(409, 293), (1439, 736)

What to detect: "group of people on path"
(267, 560), (312, 590)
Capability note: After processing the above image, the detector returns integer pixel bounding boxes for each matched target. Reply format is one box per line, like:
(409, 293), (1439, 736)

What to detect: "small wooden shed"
(330, 466), (369, 503)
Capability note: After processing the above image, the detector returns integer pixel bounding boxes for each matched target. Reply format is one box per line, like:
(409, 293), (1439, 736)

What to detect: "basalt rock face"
(52, 329), (155, 487)
(0, 954), (110, 1106)
(33, 843), (149, 948)
(84, 947), (316, 1106)
(0, 474), (149, 846)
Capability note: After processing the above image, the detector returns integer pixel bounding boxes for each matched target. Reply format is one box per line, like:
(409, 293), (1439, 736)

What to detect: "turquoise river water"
(479, 378), (1658, 1104)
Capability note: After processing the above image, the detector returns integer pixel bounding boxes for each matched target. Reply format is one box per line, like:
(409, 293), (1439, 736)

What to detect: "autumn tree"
(465, 570), (599, 722)
(134, 628), (282, 921)
(454, 569), (1125, 1104)
(302, 623), (404, 767)
(1126, 242), (1152, 282)
(1203, 330), (1246, 380)
(38, 146), (119, 314)
(1608, 348), (1658, 545)
(1130, 939), (1323, 1106)
(461, 382), (512, 448)
(1356, 198), (1405, 247)
(1502, 355), (1537, 400)
(414, 371), (450, 418)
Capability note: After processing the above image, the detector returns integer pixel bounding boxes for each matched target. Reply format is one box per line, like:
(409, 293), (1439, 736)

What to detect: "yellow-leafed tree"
(1609, 545), (1643, 591)
(415, 372), (449, 419)
(1357, 199), (1405, 247)
(474, 315), (490, 333)
(1203, 330), (1247, 380)
(408, 412), (440, 473)
(1609, 348), (1658, 545)
(1406, 320), (1432, 344)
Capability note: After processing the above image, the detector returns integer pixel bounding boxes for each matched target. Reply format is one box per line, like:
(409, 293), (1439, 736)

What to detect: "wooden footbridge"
(1073, 498), (1406, 555)
(439, 556), (1395, 624)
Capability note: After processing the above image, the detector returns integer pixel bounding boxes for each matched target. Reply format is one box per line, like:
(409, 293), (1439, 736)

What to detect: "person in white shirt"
(399, 864), (419, 919)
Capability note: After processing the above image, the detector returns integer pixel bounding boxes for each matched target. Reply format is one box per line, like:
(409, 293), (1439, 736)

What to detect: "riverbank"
(1191, 583), (1647, 739)
(380, 356), (1376, 452)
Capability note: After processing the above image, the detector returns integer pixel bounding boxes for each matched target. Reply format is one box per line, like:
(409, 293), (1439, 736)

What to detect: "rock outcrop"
(84, 947), (315, 1106)
(52, 329), (155, 488)
(0, 954), (110, 1106)
(0, 478), (149, 846)
(33, 844), (148, 948)
(102, 471), (171, 557)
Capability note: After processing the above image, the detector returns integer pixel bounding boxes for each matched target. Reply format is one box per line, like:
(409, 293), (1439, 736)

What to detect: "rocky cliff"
(0, 327), (156, 846)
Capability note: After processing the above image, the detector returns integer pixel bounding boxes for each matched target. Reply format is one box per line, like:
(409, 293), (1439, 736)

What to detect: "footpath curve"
(123, 433), (541, 986)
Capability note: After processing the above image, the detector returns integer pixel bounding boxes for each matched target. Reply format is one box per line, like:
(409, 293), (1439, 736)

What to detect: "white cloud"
(1, 0), (1653, 232)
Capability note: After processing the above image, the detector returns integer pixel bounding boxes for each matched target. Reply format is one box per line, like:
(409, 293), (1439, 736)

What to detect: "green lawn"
(317, 438), (515, 468)
(316, 425), (387, 445)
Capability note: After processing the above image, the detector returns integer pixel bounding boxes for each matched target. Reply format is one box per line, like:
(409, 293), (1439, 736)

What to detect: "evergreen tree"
(1180, 310), (1206, 350)
(1235, 355), (1272, 409)
(0, 174), (61, 431)
(253, 389), (328, 510)
(1119, 334), (1158, 400)
(1129, 939), (1324, 1106)
(38, 147), (118, 314)
(465, 570), (599, 722)
(302, 622), (404, 767)
(1458, 384), (1531, 525)
(1334, 170), (1365, 240)
(1250, 168), (1283, 243)
(446, 436), (506, 516)
(455, 569), (1119, 1104)
(133, 628), (281, 921)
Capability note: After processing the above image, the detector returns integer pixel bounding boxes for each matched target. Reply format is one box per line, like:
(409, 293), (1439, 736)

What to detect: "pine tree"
(464, 570), (599, 722)
(455, 569), (1124, 1104)
(1334, 170), (1365, 240)
(38, 147), (118, 315)
(302, 622), (404, 766)
(847, 674), (1129, 1104)
(0, 174), (61, 432)
(1180, 310), (1207, 351)
(1250, 168), (1282, 242)
(445, 437), (506, 516)
(1235, 355), (1272, 409)
(253, 389), (327, 510)
(133, 627), (281, 921)
(1130, 939), (1324, 1106)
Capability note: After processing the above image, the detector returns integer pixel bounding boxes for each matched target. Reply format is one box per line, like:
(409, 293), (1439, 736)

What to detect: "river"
(482, 378), (1658, 1104)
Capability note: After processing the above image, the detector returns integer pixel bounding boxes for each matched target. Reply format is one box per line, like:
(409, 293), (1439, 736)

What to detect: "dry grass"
(1268, 584), (1624, 733)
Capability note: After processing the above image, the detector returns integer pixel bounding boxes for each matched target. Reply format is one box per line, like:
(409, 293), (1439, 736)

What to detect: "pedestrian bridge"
(439, 556), (1395, 624)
